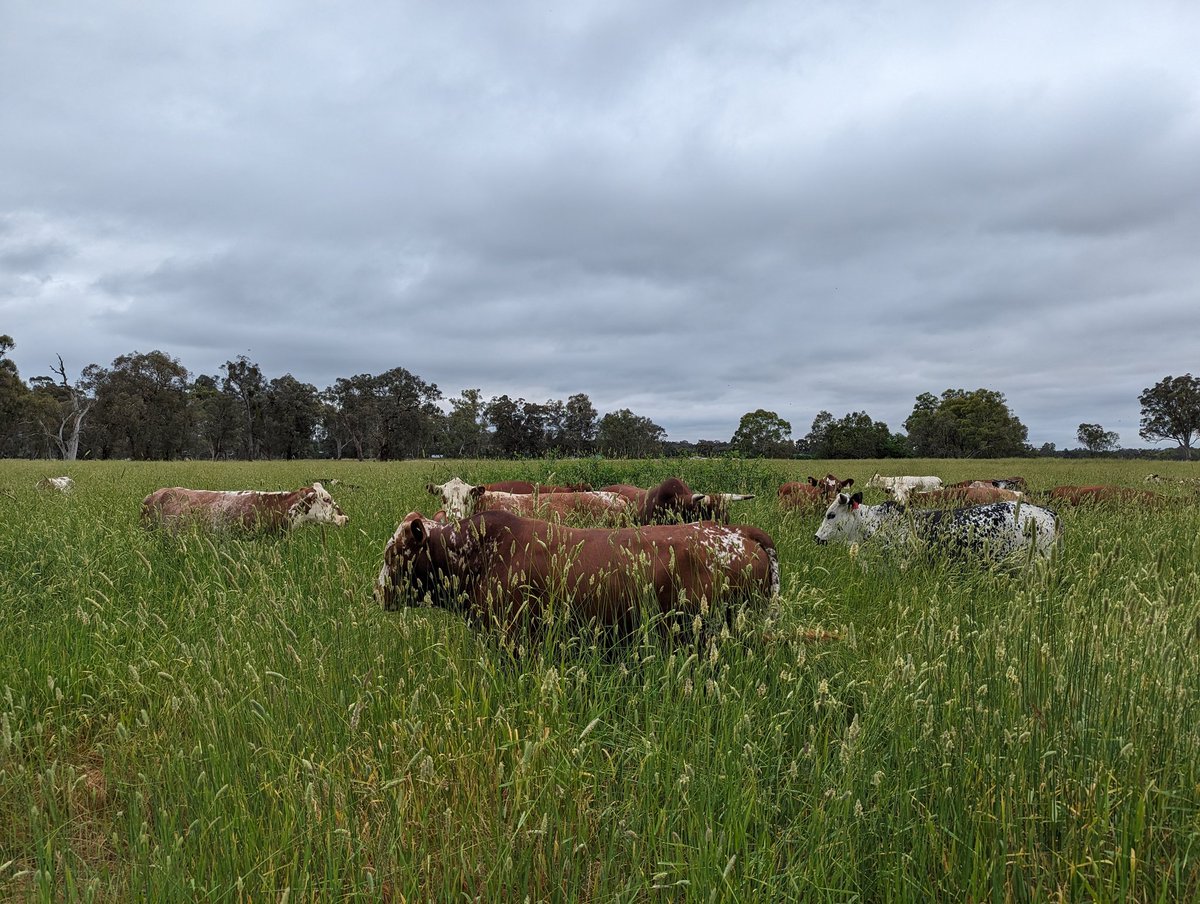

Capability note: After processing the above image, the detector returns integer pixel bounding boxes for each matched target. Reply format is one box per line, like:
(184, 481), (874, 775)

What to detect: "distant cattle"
(778, 475), (854, 511)
(601, 477), (755, 524)
(1048, 485), (1159, 505)
(866, 473), (943, 503)
(375, 510), (779, 640)
(36, 476), (74, 493)
(948, 476), (1028, 492)
(913, 484), (1023, 506)
(427, 478), (628, 523)
(483, 480), (593, 493)
(815, 492), (1059, 561)
(142, 483), (349, 531)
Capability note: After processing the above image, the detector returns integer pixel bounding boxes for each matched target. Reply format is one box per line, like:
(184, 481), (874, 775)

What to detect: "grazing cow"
(375, 510), (779, 639)
(483, 480), (592, 493)
(599, 478), (755, 525)
(142, 483), (349, 531)
(778, 475), (854, 511)
(866, 473), (943, 503)
(36, 476), (75, 493)
(913, 485), (1023, 506)
(427, 477), (628, 523)
(1048, 485), (1159, 505)
(815, 492), (1059, 561)
(948, 476), (1028, 492)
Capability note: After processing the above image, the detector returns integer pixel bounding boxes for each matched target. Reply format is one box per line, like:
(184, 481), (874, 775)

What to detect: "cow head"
(427, 477), (486, 520)
(376, 513), (434, 610)
(815, 492), (866, 545)
(689, 492), (756, 523)
(289, 482), (349, 527)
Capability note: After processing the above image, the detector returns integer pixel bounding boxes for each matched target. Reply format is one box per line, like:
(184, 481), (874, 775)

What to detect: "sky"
(2, 1), (1198, 449)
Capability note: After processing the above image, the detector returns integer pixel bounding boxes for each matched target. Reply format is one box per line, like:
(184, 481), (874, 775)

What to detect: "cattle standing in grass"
(913, 485), (1023, 506)
(36, 476), (74, 493)
(815, 491), (1059, 561)
(1048, 485), (1159, 505)
(375, 510), (779, 640)
(142, 483), (349, 531)
(600, 478), (755, 524)
(483, 480), (592, 493)
(778, 475), (854, 511)
(866, 473), (944, 503)
(427, 478), (628, 523)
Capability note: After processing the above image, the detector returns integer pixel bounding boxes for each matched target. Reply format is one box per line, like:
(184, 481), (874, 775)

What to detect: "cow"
(1048, 485), (1159, 505)
(141, 483), (349, 532)
(36, 476), (75, 493)
(866, 473), (944, 503)
(814, 491), (1059, 561)
(375, 510), (779, 641)
(912, 484), (1023, 506)
(599, 477), (755, 524)
(778, 475), (854, 511)
(427, 477), (629, 523)
(948, 476), (1028, 492)
(483, 480), (593, 493)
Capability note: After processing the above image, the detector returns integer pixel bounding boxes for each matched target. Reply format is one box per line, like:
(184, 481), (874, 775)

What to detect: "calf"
(600, 477), (755, 524)
(142, 483), (348, 532)
(376, 510), (778, 639)
(778, 475), (855, 511)
(1048, 485), (1159, 505)
(815, 492), (1059, 561)
(866, 473), (943, 503)
(427, 477), (628, 523)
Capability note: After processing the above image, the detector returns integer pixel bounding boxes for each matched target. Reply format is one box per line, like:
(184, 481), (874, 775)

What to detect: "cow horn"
(692, 493), (707, 503)
(719, 493), (755, 501)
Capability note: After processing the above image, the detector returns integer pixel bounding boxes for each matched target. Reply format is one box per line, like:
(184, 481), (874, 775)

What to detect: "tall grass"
(1, 458), (1198, 901)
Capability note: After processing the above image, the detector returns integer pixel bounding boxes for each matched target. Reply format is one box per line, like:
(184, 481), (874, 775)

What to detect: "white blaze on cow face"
(288, 482), (349, 527)
(427, 477), (486, 520)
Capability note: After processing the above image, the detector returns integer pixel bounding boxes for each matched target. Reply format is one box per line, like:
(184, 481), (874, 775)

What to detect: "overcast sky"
(3, 1), (1198, 448)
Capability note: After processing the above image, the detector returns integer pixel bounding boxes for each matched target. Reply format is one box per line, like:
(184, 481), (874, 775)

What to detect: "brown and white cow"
(778, 475), (854, 511)
(913, 485), (1023, 506)
(427, 477), (628, 523)
(483, 480), (593, 493)
(948, 476), (1028, 492)
(1048, 485), (1159, 505)
(141, 483), (349, 531)
(375, 510), (779, 639)
(600, 477), (755, 524)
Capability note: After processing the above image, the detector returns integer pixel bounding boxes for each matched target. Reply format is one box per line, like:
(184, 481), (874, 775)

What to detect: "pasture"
(2, 457), (1199, 902)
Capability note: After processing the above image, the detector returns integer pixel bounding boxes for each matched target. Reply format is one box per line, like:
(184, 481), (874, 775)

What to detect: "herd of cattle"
(27, 469), (1183, 639)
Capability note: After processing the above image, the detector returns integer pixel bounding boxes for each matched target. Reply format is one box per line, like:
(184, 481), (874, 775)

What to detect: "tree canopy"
(904, 389), (1028, 458)
(731, 409), (793, 458)
(1139, 374), (1200, 460)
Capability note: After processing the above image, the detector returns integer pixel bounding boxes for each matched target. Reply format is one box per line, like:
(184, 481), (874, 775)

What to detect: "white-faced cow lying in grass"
(815, 492), (1059, 561)
(866, 473), (944, 503)
(427, 477), (630, 523)
(376, 510), (779, 642)
(142, 483), (348, 532)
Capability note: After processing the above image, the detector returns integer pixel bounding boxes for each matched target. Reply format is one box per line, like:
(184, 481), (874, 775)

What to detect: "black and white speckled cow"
(814, 492), (1060, 561)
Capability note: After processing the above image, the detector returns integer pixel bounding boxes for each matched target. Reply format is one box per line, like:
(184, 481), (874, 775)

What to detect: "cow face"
(289, 482), (349, 527)
(376, 514), (427, 610)
(427, 477), (486, 520)
(815, 492), (866, 545)
(690, 492), (756, 523)
(376, 512), (463, 611)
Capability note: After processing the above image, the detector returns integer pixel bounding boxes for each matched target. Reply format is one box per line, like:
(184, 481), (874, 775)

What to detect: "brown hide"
(778, 475), (854, 511)
(474, 490), (629, 523)
(483, 481), (593, 493)
(1049, 485), (1159, 505)
(376, 510), (778, 638)
(602, 478), (752, 524)
(141, 486), (344, 531)
(914, 485), (1022, 506)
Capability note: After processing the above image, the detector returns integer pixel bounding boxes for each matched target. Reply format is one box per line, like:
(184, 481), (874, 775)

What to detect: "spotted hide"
(375, 510), (779, 639)
(778, 474), (854, 511)
(426, 477), (628, 523)
(600, 477), (755, 524)
(815, 492), (1059, 561)
(142, 483), (348, 532)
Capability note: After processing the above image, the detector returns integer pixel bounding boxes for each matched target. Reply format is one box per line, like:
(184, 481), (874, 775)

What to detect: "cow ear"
(851, 492), (863, 505)
(410, 519), (426, 544)
(692, 493), (708, 504)
(426, 483), (439, 495)
(471, 485), (486, 498)
(841, 478), (855, 489)
(808, 477), (819, 486)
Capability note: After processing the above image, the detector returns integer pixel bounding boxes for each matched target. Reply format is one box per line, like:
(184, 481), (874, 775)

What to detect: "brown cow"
(778, 475), (854, 511)
(483, 480), (592, 493)
(600, 477), (755, 524)
(375, 510), (779, 640)
(1048, 485), (1159, 505)
(913, 485), (1023, 506)
(142, 483), (349, 531)
(427, 477), (628, 523)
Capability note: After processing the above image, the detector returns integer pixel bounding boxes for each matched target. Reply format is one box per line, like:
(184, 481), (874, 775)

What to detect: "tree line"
(2, 335), (1198, 460)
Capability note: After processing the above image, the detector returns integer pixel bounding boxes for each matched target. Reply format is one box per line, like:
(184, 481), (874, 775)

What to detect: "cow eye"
(826, 512), (836, 519)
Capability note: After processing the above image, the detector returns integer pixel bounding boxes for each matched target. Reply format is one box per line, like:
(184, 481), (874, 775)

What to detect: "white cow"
(36, 476), (75, 493)
(866, 473), (943, 503)
(815, 491), (1059, 561)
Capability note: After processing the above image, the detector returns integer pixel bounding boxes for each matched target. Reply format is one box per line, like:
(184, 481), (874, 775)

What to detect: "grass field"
(2, 457), (1199, 902)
